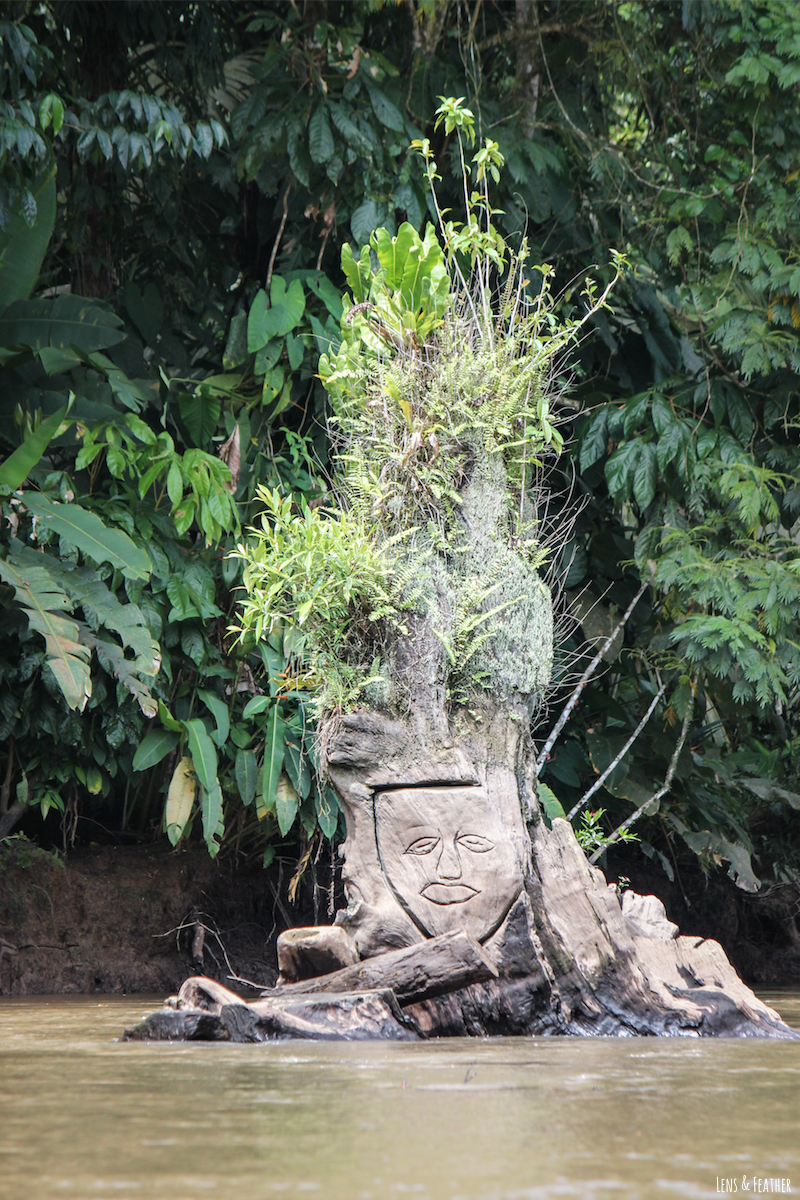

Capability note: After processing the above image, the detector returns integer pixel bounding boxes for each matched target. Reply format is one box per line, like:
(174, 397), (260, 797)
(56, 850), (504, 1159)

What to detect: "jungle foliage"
(1, 0), (799, 908)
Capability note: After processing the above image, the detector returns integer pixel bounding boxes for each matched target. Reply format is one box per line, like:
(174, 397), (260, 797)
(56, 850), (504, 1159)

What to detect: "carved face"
(373, 786), (522, 942)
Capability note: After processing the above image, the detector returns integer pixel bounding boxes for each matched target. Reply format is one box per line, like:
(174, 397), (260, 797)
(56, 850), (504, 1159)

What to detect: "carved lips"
(420, 882), (479, 905)
(373, 785), (523, 941)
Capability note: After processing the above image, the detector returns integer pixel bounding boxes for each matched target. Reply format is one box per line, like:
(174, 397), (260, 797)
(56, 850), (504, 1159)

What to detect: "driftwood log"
(125, 985), (420, 1043)
(264, 929), (497, 1006)
(125, 933), (496, 1042)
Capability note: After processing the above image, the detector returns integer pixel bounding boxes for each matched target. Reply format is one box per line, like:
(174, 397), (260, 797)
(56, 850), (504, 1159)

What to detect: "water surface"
(1, 991), (799, 1200)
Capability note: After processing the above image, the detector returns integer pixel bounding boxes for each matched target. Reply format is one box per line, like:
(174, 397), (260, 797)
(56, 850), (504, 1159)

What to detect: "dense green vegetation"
(1, 1), (799, 909)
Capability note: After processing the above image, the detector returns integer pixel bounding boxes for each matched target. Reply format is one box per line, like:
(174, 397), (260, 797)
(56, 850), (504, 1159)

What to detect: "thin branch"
(477, 20), (593, 54)
(535, 578), (649, 777)
(566, 677), (666, 820)
(589, 688), (694, 863)
(266, 177), (293, 290)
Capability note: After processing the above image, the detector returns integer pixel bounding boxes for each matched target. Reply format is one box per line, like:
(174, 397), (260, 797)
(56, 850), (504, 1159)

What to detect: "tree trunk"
(321, 704), (795, 1037)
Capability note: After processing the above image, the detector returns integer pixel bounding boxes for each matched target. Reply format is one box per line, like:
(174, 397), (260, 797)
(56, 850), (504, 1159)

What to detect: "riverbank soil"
(1, 838), (798, 995)
(0, 840), (287, 995)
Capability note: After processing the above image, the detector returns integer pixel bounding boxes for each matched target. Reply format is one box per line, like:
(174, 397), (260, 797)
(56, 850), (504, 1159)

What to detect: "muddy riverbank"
(0, 840), (283, 995)
(1, 837), (798, 995)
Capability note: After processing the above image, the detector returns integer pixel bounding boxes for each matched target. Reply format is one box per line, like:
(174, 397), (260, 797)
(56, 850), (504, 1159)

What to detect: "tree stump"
(319, 702), (795, 1037)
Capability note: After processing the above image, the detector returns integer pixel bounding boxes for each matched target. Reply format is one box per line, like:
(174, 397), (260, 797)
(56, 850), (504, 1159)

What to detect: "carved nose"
(437, 837), (463, 880)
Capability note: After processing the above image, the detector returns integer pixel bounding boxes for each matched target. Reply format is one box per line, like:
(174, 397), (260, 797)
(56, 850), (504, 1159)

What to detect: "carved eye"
(405, 836), (441, 856)
(457, 834), (495, 854)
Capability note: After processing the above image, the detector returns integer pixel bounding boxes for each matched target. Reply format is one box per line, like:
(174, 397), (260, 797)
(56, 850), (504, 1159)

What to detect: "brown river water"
(1, 991), (799, 1200)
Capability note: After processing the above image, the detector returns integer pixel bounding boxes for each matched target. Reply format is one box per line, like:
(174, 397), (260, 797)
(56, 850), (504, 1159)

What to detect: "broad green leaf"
(166, 460), (183, 506)
(286, 331), (303, 370)
(329, 102), (371, 153)
(341, 243), (371, 302)
(247, 277), (305, 352)
(223, 310), (248, 369)
(0, 551), (91, 711)
(0, 405), (69, 489)
(269, 276), (305, 335)
(650, 394), (673, 436)
(308, 105), (335, 164)
(38, 346), (81, 374)
(158, 699), (184, 732)
(399, 228), (446, 314)
(350, 200), (380, 246)
(623, 393), (650, 436)
(165, 755), (196, 846)
(0, 294), (125, 354)
(656, 419), (693, 473)
(275, 771), (298, 836)
(260, 703), (286, 816)
(254, 338), (282, 376)
(133, 729), (180, 772)
(578, 409), (609, 472)
(284, 738), (311, 800)
(235, 747), (258, 807)
(586, 731), (630, 793)
(0, 170), (56, 305)
(304, 272), (344, 321)
(315, 784), (340, 839)
(372, 223), (418, 291)
(185, 718), (218, 792)
(22, 493), (151, 580)
(16, 774), (29, 807)
(605, 440), (640, 501)
(366, 83), (405, 132)
(198, 688), (230, 747)
(632, 442), (658, 509)
(247, 289), (270, 352)
(538, 782), (566, 822)
(20, 550), (161, 674)
(243, 694), (271, 718)
(200, 780), (224, 856)
(84, 632), (158, 717)
(258, 641), (284, 696)
(123, 281), (164, 345)
(195, 121), (214, 158)
(179, 390), (221, 447)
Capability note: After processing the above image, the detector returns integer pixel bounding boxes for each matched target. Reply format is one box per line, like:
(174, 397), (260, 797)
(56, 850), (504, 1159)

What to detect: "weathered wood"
(174, 976), (247, 1013)
(224, 989), (420, 1042)
(126, 987), (420, 1042)
(263, 929), (498, 1007)
(277, 925), (359, 984)
(321, 704), (799, 1039)
(123, 1009), (228, 1041)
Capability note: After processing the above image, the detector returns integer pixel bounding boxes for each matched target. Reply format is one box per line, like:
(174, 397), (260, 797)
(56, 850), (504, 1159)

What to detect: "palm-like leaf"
(0, 549), (91, 711)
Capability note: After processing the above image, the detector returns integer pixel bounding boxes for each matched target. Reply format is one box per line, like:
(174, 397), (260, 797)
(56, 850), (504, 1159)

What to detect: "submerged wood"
(126, 976), (420, 1042)
(223, 990), (420, 1041)
(124, 1009), (230, 1041)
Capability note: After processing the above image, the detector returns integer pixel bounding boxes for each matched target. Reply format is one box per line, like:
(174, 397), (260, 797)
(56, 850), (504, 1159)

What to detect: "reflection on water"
(0, 991), (798, 1200)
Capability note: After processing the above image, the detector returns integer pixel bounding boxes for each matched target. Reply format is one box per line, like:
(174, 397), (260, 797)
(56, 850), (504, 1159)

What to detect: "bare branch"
(266, 178), (293, 290)
(589, 688), (694, 863)
(566, 677), (666, 821)
(535, 579), (649, 777)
